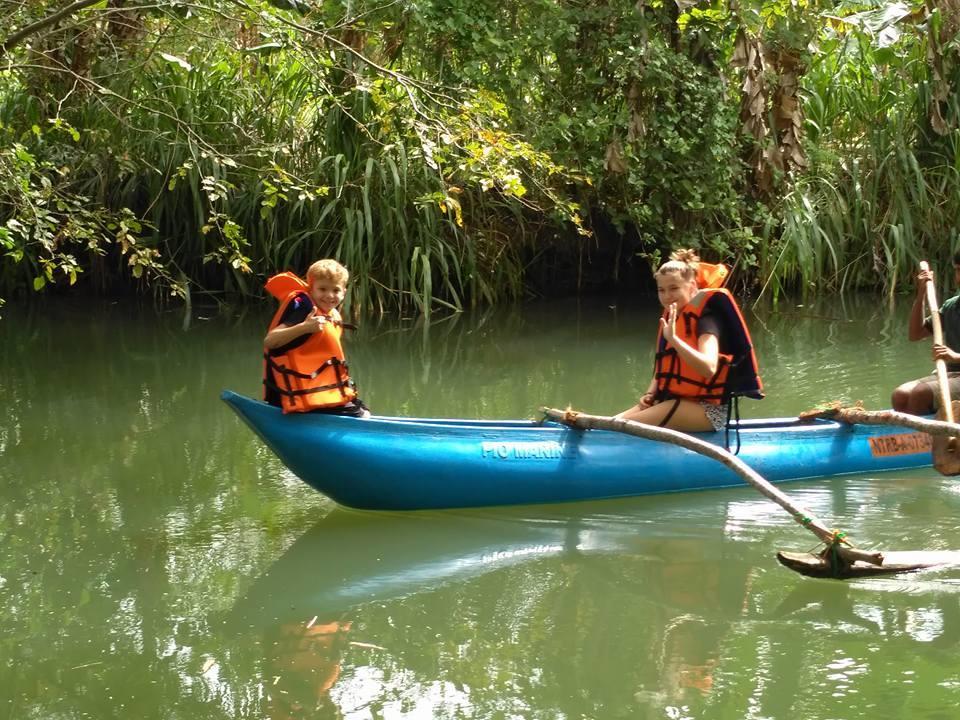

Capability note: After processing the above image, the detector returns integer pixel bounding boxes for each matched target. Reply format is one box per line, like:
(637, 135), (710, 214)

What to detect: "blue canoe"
(221, 391), (935, 511)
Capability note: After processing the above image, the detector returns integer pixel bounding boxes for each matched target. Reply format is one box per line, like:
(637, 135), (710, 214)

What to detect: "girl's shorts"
(700, 401), (729, 432)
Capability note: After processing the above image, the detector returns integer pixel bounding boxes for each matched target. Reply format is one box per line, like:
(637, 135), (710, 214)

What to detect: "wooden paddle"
(920, 260), (960, 473)
(542, 408), (948, 579)
(920, 261), (955, 422)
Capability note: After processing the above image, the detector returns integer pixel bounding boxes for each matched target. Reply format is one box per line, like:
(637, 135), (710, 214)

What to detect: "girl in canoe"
(615, 249), (763, 432)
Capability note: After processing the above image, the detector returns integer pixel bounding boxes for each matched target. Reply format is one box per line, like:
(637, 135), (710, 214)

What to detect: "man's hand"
(933, 344), (960, 364)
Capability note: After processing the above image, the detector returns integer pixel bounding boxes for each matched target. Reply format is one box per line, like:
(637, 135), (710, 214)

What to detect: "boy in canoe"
(890, 251), (960, 415)
(615, 249), (762, 432)
(262, 259), (370, 417)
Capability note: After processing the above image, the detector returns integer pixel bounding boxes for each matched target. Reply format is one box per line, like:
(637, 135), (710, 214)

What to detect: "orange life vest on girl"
(263, 272), (357, 414)
(654, 288), (763, 404)
(695, 262), (729, 290)
(267, 620), (352, 719)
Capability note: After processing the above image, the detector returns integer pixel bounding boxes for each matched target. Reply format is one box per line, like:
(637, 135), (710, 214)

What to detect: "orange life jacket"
(264, 271), (308, 301)
(263, 273), (357, 413)
(275, 620), (351, 692)
(266, 620), (352, 719)
(696, 262), (729, 290)
(654, 288), (763, 404)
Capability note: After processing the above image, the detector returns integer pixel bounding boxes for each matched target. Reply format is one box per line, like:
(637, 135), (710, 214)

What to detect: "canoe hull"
(222, 391), (934, 511)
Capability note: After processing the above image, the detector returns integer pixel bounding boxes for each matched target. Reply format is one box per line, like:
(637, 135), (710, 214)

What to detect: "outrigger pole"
(542, 407), (960, 579)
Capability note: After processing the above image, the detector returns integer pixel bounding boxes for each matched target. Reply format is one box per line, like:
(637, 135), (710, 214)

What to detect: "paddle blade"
(933, 400), (960, 476)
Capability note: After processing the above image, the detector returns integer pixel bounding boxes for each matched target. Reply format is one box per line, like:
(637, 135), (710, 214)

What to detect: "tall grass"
(6, 1), (960, 311)
(765, 19), (960, 302)
(0, 9), (559, 313)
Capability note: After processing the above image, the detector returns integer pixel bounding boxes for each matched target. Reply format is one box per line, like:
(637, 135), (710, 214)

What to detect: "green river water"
(3, 294), (960, 720)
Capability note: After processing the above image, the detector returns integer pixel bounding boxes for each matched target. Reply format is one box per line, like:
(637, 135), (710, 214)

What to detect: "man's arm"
(908, 270), (934, 341)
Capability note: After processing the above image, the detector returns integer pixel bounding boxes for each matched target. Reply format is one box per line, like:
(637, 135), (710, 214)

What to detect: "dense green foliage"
(1, 0), (959, 312)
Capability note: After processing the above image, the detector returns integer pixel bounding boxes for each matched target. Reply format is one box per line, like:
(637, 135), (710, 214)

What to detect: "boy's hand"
(302, 311), (327, 333)
(917, 269), (934, 295)
(638, 392), (655, 410)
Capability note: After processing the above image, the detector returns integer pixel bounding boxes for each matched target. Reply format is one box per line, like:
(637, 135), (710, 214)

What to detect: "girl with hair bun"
(615, 249), (763, 432)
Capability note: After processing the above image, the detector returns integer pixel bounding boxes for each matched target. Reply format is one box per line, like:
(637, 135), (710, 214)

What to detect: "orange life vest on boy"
(654, 288), (763, 404)
(263, 272), (357, 414)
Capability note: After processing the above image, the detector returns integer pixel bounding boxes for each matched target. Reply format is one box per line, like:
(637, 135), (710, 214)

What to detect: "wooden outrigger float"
(770, 262), (960, 578)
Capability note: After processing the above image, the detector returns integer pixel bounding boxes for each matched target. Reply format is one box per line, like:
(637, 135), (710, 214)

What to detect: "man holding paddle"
(891, 251), (960, 415)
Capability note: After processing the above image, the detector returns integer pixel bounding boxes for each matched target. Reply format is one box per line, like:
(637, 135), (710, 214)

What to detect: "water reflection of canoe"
(231, 498), (746, 622)
(222, 390), (932, 511)
(231, 508), (614, 620)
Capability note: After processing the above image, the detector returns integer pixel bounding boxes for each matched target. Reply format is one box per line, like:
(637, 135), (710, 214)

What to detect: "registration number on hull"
(868, 432), (932, 457)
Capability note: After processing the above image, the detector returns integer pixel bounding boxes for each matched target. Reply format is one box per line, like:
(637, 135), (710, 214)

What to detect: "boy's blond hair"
(306, 259), (349, 287)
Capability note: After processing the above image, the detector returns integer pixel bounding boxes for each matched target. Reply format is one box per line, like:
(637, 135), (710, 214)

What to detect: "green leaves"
(1, 0), (952, 310)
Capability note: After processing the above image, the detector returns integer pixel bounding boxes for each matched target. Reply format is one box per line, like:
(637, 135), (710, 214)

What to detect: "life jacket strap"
(264, 378), (357, 398)
(657, 398), (683, 428)
(264, 355), (345, 381)
(331, 355), (350, 398)
(262, 355), (357, 399)
(654, 353), (730, 397)
(724, 396), (743, 454)
(320, 319), (358, 331)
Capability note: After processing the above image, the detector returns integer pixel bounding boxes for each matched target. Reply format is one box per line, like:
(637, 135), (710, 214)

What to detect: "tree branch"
(1, 0), (104, 58)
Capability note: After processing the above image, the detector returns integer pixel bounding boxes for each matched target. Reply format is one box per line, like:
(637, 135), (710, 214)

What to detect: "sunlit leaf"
(160, 53), (193, 72)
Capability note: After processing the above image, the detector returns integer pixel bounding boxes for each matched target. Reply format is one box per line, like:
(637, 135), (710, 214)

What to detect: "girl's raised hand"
(660, 303), (678, 345)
